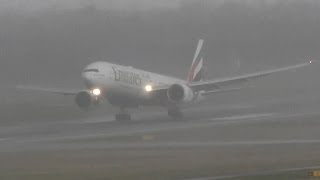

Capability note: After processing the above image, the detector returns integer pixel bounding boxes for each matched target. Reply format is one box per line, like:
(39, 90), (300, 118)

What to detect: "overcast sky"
(0, 0), (319, 104)
(0, 0), (182, 12)
(2, 0), (316, 13)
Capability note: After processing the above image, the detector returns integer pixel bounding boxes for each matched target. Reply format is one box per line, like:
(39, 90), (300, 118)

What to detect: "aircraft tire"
(115, 113), (131, 121)
(168, 108), (183, 120)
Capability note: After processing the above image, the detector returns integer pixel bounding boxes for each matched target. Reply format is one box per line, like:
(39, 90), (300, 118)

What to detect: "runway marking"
(169, 139), (320, 147)
(6, 112), (315, 144)
(142, 134), (155, 141)
(11, 113), (279, 143)
(76, 118), (114, 124)
(4, 138), (320, 153)
(67, 139), (320, 149)
(212, 113), (274, 121)
(183, 165), (320, 180)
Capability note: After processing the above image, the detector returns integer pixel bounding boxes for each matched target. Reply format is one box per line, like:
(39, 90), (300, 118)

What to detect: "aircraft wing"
(200, 87), (243, 95)
(189, 61), (312, 93)
(148, 61), (313, 97)
(16, 85), (81, 95)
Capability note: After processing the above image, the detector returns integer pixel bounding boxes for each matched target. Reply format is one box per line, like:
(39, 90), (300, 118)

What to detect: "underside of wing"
(144, 61), (313, 102)
(16, 85), (82, 95)
(189, 61), (312, 93)
(200, 87), (243, 96)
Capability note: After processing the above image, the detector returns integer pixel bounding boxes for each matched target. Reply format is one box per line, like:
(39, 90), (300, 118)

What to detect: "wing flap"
(200, 87), (243, 96)
(16, 85), (81, 95)
(189, 61), (312, 92)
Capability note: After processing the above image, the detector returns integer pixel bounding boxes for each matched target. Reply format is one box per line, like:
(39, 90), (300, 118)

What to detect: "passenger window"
(83, 69), (99, 73)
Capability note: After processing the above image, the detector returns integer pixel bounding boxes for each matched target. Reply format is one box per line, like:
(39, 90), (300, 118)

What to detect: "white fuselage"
(82, 61), (188, 106)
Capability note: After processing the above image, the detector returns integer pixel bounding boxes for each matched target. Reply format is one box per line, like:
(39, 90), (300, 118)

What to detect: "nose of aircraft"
(82, 71), (91, 79)
(82, 61), (106, 88)
(82, 72), (94, 88)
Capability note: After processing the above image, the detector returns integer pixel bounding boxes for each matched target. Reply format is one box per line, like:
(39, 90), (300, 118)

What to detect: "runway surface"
(1, 97), (320, 180)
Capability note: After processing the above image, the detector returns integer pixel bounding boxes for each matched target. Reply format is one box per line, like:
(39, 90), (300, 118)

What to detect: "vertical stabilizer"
(187, 39), (205, 83)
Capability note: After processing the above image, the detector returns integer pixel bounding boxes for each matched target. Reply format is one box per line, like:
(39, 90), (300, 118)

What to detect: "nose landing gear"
(115, 107), (131, 121)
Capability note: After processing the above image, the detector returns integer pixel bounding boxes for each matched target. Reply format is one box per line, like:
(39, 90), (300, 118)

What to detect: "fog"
(1, 0), (320, 103)
(2, 2), (320, 179)
(0, 0), (181, 13)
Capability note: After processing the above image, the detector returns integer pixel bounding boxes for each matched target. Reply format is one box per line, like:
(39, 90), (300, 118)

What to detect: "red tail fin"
(187, 39), (204, 83)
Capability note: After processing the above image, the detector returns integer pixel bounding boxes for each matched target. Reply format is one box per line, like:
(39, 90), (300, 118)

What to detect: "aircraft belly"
(105, 82), (141, 107)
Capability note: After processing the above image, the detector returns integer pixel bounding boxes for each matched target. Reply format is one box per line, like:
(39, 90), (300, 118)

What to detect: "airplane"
(17, 39), (314, 121)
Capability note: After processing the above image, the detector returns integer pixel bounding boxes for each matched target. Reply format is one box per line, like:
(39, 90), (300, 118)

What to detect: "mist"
(0, 0), (319, 103)
(1, 1), (320, 179)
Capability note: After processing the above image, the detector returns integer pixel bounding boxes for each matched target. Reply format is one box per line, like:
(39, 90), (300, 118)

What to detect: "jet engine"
(75, 91), (100, 109)
(167, 84), (194, 103)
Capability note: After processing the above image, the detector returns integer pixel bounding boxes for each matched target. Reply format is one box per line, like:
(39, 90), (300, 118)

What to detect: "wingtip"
(308, 59), (320, 65)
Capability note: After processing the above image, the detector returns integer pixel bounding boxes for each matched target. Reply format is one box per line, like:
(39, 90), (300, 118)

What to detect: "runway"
(1, 98), (320, 180)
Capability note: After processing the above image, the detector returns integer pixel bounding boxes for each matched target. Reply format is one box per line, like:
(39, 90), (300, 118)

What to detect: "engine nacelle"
(167, 84), (194, 103)
(75, 91), (100, 109)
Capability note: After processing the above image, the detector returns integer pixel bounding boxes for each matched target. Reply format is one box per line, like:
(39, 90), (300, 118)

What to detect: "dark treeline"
(0, 0), (319, 88)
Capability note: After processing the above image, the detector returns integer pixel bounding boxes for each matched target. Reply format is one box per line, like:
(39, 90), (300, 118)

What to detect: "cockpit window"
(83, 69), (99, 73)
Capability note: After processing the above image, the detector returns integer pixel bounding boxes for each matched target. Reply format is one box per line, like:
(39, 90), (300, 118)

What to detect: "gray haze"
(2, 2), (320, 179)
(0, 0), (181, 12)
(0, 0), (320, 103)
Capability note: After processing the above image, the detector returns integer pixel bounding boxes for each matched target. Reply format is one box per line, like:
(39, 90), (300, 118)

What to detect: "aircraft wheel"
(115, 113), (131, 121)
(168, 108), (183, 120)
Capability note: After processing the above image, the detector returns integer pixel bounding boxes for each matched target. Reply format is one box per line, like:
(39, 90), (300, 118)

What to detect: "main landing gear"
(114, 107), (183, 121)
(115, 107), (131, 121)
(168, 107), (183, 120)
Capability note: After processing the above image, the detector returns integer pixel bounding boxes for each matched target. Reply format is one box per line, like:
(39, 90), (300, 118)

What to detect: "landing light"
(92, 88), (101, 96)
(145, 85), (153, 92)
